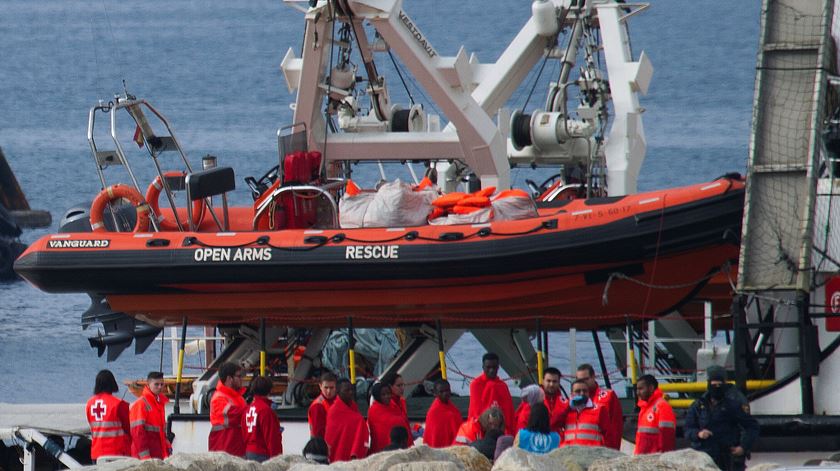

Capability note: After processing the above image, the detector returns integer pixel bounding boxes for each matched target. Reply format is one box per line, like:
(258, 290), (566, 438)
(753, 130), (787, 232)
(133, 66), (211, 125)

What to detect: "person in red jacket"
(467, 352), (515, 434)
(383, 373), (408, 420)
(243, 376), (283, 462)
(324, 378), (369, 462)
(367, 382), (411, 453)
(209, 362), (247, 457)
(562, 379), (610, 447)
(634, 374), (676, 454)
(514, 384), (545, 432)
(308, 372), (337, 439)
(542, 367), (569, 433)
(423, 379), (462, 448)
(576, 363), (623, 449)
(86, 369), (131, 462)
(129, 371), (171, 460)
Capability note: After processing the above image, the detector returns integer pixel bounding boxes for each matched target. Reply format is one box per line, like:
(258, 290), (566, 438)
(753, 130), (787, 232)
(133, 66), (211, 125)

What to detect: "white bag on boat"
(492, 195), (538, 221)
(363, 179), (437, 227)
(339, 192), (375, 228)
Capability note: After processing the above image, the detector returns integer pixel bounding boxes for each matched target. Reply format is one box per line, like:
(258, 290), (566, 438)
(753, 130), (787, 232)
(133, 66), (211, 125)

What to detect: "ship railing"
(251, 178), (345, 230)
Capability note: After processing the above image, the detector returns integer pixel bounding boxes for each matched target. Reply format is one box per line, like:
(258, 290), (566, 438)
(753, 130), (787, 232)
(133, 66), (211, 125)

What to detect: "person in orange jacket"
(243, 376), (283, 462)
(209, 362), (247, 457)
(562, 379), (610, 447)
(129, 371), (171, 460)
(86, 369), (131, 462)
(307, 372), (337, 439)
(634, 374), (676, 454)
(576, 363), (623, 449)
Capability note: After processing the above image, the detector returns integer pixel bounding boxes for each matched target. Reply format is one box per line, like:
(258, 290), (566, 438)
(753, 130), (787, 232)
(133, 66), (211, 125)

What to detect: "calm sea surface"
(0, 1), (759, 403)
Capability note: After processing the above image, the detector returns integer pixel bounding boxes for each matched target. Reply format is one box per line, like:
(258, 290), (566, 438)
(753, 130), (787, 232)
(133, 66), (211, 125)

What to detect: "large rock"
(491, 447), (575, 471)
(262, 455), (313, 471)
(387, 462), (460, 471)
(357, 446), (464, 471)
(440, 446), (492, 471)
(83, 459), (178, 471)
(548, 446), (624, 471)
(748, 464), (782, 471)
(165, 452), (259, 471)
(588, 448), (718, 471)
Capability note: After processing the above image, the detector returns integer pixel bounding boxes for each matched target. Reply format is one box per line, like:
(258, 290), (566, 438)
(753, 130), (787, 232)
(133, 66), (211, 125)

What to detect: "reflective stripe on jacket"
(635, 388), (676, 454)
(129, 387), (170, 460)
(208, 382), (247, 457)
(86, 393), (131, 460)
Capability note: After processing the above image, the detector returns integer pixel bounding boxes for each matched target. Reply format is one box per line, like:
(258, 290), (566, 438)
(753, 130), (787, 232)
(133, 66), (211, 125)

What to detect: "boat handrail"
(251, 178), (345, 230)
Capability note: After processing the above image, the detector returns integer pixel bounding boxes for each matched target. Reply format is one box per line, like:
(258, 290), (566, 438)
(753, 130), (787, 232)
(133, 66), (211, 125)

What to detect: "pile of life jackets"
(338, 179), (538, 228)
(254, 151), (322, 230)
(429, 188), (537, 225)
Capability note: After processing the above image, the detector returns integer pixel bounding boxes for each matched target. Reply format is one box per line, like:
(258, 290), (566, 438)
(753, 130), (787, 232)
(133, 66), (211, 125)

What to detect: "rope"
(602, 260), (733, 306)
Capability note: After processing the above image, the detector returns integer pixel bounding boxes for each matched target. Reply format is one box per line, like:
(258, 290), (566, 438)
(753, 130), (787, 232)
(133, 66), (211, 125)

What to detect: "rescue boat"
(15, 175), (743, 330)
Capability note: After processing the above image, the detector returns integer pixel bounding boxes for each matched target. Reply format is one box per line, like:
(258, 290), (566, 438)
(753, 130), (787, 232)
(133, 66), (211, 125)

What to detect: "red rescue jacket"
(129, 387), (170, 460)
(634, 388), (676, 454)
(562, 400), (609, 447)
(86, 392), (131, 460)
(591, 386), (624, 449)
(423, 398), (462, 448)
(244, 395), (283, 458)
(544, 393), (569, 434)
(307, 393), (335, 438)
(209, 382), (247, 457)
(454, 416), (483, 445)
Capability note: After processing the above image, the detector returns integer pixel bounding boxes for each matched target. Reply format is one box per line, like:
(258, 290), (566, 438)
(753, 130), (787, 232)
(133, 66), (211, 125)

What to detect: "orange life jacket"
(562, 402), (607, 447)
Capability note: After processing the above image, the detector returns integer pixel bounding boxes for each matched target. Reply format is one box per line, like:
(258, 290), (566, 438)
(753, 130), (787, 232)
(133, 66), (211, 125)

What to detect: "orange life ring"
(145, 171), (205, 230)
(90, 184), (151, 233)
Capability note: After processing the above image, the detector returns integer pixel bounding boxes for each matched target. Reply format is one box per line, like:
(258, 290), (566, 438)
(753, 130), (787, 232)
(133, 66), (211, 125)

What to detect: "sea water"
(0, 1), (759, 403)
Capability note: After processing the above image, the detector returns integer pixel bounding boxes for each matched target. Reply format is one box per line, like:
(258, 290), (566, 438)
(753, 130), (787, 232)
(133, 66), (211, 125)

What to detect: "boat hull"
(15, 178), (745, 329)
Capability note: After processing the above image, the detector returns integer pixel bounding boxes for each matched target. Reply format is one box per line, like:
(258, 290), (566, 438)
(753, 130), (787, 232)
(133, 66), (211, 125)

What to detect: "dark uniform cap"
(707, 365), (726, 382)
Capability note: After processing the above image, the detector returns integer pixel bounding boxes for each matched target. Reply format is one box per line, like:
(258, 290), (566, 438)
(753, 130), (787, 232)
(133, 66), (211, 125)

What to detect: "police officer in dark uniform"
(684, 366), (759, 471)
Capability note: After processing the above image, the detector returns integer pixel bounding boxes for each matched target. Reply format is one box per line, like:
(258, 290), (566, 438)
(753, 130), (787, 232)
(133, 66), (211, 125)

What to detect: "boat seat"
(186, 167), (236, 231)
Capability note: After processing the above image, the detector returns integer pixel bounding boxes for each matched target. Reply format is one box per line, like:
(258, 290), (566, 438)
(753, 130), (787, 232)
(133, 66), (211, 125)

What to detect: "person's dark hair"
(371, 382), (387, 403)
(543, 367), (561, 378)
(147, 371), (164, 381)
(577, 363), (595, 377)
(336, 377), (352, 389)
(380, 372), (399, 388)
(94, 369), (119, 395)
(252, 376), (272, 396)
(303, 437), (329, 464)
(526, 403), (551, 434)
(637, 374), (658, 389)
(434, 379), (450, 390)
(320, 371), (338, 383)
(389, 425), (409, 448)
(218, 362), (241, 382)
(482, 352), (499, 363)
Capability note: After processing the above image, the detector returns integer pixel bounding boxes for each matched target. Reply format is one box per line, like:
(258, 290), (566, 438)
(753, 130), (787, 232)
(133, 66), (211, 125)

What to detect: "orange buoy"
(90, 184), (151, 232)
(145, 171), (204, 230)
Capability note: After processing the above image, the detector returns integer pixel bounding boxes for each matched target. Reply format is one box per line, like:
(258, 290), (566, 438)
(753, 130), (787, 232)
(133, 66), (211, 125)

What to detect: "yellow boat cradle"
(662, 380), (777, 408)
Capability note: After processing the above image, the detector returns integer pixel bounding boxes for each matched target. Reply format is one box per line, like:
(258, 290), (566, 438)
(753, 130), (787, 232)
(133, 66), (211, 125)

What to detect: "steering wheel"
(245, 165), (280, 200)
(525, 173), (565, 198)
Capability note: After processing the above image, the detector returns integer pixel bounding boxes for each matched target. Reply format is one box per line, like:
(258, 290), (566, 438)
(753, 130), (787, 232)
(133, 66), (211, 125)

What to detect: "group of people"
(85, 363), (283, 464)
(86, 357), (758, 471)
